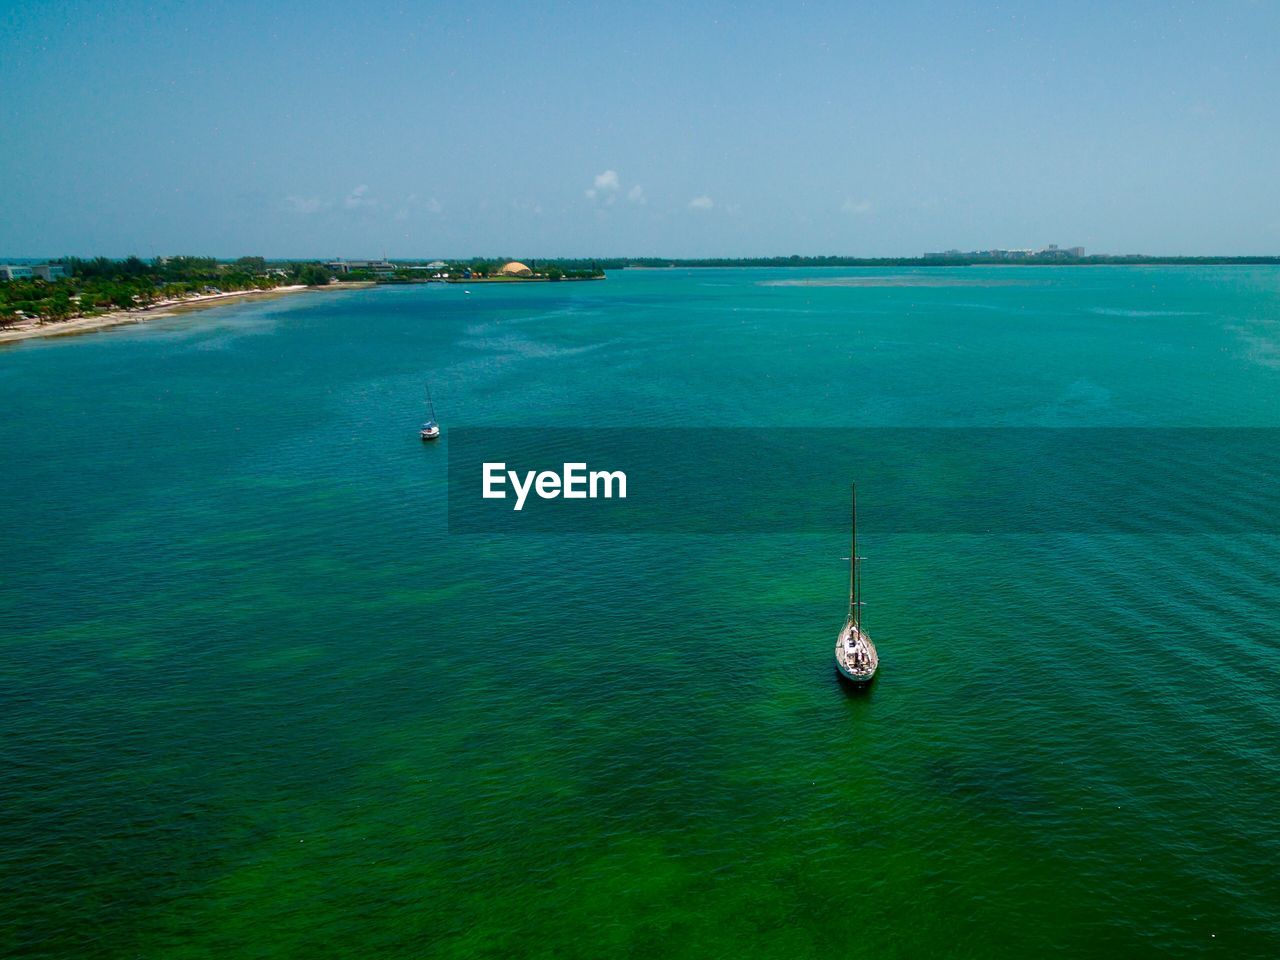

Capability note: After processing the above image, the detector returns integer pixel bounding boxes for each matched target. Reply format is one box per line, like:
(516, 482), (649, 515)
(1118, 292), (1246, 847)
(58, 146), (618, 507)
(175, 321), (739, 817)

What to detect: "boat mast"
(426, 381), (437, 422)
(849, 484), (858, 627)
(855, 488), (865, 640)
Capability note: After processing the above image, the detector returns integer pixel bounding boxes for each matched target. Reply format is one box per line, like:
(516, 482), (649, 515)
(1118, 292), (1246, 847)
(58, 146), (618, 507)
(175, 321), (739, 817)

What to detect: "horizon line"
(4, 252), (1280, 263)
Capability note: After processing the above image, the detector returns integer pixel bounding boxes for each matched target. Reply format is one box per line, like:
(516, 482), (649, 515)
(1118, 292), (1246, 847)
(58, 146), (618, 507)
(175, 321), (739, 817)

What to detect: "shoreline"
(440, 275), (605, 284)
(0, 282), (374, 346)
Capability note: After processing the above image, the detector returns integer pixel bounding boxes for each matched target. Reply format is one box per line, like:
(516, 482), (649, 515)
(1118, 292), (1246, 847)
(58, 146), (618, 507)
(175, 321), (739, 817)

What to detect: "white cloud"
(285, 195), (325, 215)
(344, 184), (375, 210)
(688, 195), (713, 211)
(394, 195), (443, 220)
(586, 169), (622, 204)
(842, 198), (874, 215)
(288, 187), (443, 221)
(627, 184), (646, 204)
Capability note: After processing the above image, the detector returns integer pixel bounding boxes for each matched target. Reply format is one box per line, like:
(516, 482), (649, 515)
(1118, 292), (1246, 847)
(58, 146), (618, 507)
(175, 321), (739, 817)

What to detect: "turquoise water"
(2, 267), (1279, 957)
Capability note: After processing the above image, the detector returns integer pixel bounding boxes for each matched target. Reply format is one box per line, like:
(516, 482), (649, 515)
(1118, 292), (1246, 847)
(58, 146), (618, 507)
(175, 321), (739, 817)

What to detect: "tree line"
(1, 258), (336, 326)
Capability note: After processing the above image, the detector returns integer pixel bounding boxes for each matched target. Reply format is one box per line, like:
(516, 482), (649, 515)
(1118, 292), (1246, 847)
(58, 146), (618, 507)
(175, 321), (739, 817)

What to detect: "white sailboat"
(835, 485), (878, 684)
(419, 382), (440, 441)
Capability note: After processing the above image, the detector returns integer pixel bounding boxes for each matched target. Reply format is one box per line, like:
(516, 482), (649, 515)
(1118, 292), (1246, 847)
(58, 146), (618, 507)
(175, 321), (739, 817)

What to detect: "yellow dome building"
(497, 261), (533, 277)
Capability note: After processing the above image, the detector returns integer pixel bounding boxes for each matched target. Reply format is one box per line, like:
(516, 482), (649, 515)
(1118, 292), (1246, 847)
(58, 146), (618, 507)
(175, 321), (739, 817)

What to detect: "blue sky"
(1, 0), (1277, 258)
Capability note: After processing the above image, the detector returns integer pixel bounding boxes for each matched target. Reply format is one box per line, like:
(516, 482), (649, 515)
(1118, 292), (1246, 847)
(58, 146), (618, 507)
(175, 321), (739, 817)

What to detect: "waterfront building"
(325, 259), (397, 277)
(2, 264), (75, 281)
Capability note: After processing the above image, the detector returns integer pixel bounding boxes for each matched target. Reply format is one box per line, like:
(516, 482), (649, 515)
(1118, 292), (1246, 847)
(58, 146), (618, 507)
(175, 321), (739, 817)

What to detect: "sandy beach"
(0, 283), (371, 345)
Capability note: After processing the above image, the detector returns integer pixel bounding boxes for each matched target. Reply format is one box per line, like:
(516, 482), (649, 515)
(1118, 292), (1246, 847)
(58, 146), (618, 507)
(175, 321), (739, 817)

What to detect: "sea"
(2, 266), (1278, 957)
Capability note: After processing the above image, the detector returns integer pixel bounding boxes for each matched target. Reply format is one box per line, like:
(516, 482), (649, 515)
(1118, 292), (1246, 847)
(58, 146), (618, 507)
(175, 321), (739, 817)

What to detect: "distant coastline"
(440, 275), (605, 284)
(608, 255), (1280, 269)
(5, 251), (1278, 347)
(0, 283), (370, 345)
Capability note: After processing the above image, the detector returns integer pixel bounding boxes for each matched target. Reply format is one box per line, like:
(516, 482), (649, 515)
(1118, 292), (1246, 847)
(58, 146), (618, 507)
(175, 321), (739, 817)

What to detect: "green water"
(2, 267), (1279, 957)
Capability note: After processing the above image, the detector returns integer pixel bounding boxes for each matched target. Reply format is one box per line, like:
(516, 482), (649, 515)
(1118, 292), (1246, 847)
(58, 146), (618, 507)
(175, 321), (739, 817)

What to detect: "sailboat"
(834, 484), (879, 684)
(419, 382), (441, 441)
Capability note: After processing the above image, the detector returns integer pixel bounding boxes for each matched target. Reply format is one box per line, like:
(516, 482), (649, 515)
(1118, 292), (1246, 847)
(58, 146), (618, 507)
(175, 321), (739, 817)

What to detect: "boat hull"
(834, 621), (878, 684)
(835, 660), (877, 684)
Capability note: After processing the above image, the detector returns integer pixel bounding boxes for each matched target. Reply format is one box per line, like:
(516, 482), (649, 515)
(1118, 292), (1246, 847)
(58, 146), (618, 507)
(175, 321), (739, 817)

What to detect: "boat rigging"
(834, 484), (879, 684)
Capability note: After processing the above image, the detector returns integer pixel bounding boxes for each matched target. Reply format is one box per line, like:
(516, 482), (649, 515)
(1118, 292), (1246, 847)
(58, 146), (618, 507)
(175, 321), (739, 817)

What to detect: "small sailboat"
(419, 382), (441, 441)
(835, 484), (878, 684)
